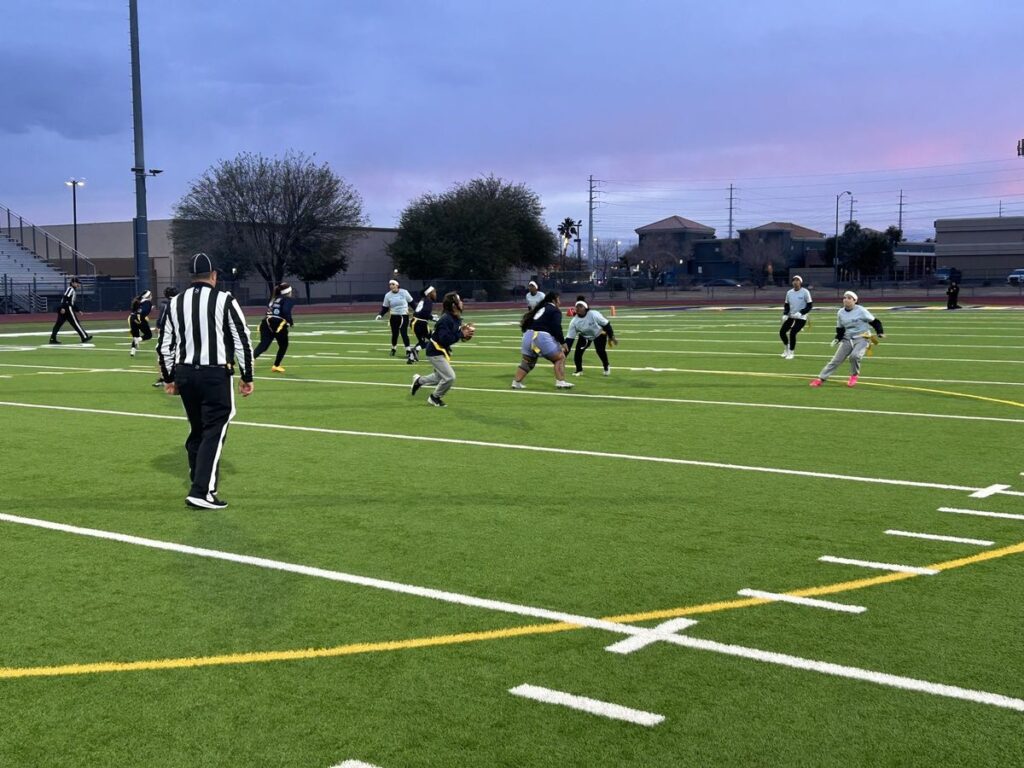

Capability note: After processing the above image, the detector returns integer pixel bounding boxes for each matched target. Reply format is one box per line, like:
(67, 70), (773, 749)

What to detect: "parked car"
(1008, 269), (1024, 285)
(933, 267), (961, 284)
(703, 278), (744, 287)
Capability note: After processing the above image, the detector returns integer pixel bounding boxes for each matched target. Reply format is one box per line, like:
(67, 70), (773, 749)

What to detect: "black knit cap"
(190, 252), (215, 274)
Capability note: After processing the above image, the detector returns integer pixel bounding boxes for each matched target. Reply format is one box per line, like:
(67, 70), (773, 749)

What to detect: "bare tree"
(171, 151), (366, 290)
(739, 234), (784, 287)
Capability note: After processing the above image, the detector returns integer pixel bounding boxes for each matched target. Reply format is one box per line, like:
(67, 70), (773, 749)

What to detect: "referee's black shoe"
(186, 493), (228, 510)
(82, 335), (94, 343)
(48, 338), (60, 344)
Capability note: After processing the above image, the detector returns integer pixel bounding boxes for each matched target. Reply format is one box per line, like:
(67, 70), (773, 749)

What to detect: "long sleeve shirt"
(524, 303), (565, 344)
(783, 288), (813, 315)
(379, 289), (414, 316)
(427, 312), (463, 358)
(266, 296), (295, 326)
(834, 305), (883, 340)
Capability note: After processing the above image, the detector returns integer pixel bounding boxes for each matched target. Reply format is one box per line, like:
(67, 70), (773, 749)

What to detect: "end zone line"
(818, 556), (939, 575)
(509, 684), (664, 727)
(736, 589), (865, 614)
(1, 400), (1017, 497)
(885, 530), (994, 546)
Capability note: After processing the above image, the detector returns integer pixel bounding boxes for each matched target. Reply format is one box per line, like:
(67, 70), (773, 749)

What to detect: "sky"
(2, 0), (1023, 248)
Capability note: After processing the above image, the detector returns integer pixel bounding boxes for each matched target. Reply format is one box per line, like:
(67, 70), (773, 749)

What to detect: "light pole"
(65, 178), (85, 275)
(834, 190), (852, 285)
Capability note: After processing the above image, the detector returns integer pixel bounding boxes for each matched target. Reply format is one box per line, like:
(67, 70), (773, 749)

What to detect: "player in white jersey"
(565, 298), (616, 376)
(779, 275), (813, 359)
(810, 291), (885, 388)
(375, 279), (415, 357)
(525, 281), (546, 310)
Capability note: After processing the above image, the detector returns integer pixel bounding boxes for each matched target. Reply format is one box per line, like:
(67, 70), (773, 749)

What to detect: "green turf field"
(2, 302), (1023, 767)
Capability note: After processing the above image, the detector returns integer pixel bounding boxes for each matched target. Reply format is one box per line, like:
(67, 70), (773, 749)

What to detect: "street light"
(834, 191), (852, 285)
(64, 178), (85, 274)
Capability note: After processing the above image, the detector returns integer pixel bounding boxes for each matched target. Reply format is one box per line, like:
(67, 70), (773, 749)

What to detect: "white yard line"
(938, 507), (1024, 522)
(508, 684), (664, 727)
(332, 761), (383, 768)
(818, 556), (939, 575)
(0, 399), (1018, 496)
(736, 589), (866, 614)
(884, 530), (994, 546)
(3, 511), (1023, 713)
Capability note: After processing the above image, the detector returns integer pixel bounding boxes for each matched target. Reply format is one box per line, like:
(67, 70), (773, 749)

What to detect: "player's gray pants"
(819, 337), (870, 380)
(420, 356), (455, 396)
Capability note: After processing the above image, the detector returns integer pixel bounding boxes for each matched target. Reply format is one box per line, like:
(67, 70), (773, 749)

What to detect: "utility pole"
(575, 219), (583, 271)
(727, 184), (734, 239)
(587, 175), (595, 271)
(129, 0), (151, 294)
(898, 189), (904, 232)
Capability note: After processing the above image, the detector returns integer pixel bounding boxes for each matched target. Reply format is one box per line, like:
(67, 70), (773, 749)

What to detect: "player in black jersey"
(253, 282), (295, 372)
(128, 290), (153, 357)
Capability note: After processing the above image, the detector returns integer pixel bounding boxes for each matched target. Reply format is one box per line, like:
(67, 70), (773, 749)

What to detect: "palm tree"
(557, 217), (578, 271)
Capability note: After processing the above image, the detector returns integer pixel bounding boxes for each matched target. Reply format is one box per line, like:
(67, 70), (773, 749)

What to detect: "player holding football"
(410, 291), (474, 407)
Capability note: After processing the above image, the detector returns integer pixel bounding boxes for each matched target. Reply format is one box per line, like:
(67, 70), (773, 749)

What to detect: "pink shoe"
(809, 378), (823, 387)
(847, 375), (858, 387)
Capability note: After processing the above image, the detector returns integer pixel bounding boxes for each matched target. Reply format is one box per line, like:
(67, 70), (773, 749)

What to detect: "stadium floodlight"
(65, 177), (85, 273)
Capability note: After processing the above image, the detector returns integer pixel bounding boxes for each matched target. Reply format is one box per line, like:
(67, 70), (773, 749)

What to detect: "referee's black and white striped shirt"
(60, 285), (77, 310)
(157, 282), (254, 383)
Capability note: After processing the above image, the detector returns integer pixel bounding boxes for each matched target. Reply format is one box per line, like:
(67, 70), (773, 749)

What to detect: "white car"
(1008, 269), (1024, 285)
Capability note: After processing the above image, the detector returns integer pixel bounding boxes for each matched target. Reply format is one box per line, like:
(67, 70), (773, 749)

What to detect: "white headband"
(575, 300), (588, 310)
(843, 291), (858, 302)
(389, 280), (399, 287)
(426, 286), (435, 295)
(792, 275), (803, 283)
(280, 286), (293, 296)
(528, 281), (538, 289)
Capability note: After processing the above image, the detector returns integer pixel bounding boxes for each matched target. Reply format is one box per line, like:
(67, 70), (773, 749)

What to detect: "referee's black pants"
(389, 314), (410, 348)
(175, 365), (235, 500)
(50, 309), (88, 341)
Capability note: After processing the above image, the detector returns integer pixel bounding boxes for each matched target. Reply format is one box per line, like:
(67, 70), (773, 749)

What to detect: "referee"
(157, 253), (254, 510)
(48, 276), (93, 344)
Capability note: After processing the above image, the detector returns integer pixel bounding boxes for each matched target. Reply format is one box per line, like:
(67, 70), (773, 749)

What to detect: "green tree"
(171, 151), (366, 290)
(388, 176), (558, 283)
(826, 221), (897, 281)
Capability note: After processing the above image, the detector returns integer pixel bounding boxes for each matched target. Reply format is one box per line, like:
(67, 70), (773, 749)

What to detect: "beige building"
(42, 219), (400, 301)
(934, 216), (1024, 278)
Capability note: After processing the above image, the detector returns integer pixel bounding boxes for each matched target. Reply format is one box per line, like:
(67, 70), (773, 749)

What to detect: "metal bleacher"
(0, 202), (96, 314)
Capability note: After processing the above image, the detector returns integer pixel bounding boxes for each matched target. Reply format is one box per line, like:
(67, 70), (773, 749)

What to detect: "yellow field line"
(856, 380), (1024, 409)
(3, 540), (1023, 681)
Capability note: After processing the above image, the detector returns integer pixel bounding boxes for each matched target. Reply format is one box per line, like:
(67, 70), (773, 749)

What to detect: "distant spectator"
(946, 281), (961, 310)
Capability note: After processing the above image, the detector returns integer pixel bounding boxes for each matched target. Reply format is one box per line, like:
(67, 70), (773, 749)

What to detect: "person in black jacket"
(946, 281), (961, 310)
(511, 291), (573, 390)
(253, 282), (295, 372)
(49, 277), (93, 344)
(128, 290), (153, 357)
(409, 291), (475, 407)
(407, 286), (438, 364)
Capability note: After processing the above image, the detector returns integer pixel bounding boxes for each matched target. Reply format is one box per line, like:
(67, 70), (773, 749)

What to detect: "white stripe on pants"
(819, 337), (870, 380)
(419, 356), (455, 397)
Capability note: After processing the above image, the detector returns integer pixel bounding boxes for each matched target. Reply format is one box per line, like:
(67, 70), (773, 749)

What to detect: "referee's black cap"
(190, 252), (215, 275)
